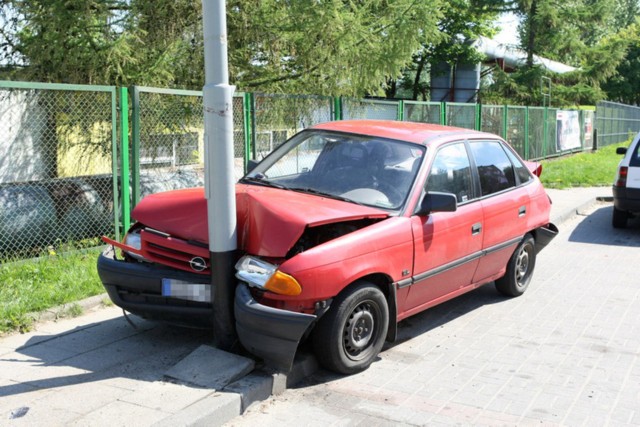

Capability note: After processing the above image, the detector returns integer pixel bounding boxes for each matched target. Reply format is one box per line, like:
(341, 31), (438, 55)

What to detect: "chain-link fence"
(130, 87), (247, 206)
(595, 101), (640, 147)
(4, 80), (640, 262)
(0, 81), (117, 260)
(252, 94), (333, 160)
(342, 99), (399, 121)
(403, 101), (442, 124)
(446, 102), (477, 130)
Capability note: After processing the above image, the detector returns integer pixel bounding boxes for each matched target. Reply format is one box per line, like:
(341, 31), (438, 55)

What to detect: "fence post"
(243, 92), (253, 168)
(109, 87), (121, 240)
(524, 106), (530, 160)
(119, 87), (131, 233)
(130, 86), (141, 208)
(334, 96), (343, 121)
(250, 93), (257, 160)
(502, 105), (508, 139)
(475, 103), (481, 131)
(440, 102), (446, 125)
(543, 106), (549, 158)
(398, 100), (404, 121)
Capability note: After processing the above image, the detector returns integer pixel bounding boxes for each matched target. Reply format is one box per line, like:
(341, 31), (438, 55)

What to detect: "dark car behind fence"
(0, 79), (638, 262)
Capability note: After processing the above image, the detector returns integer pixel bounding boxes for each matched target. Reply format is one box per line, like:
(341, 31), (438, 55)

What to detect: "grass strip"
(540, 142), (629, 189)
(0, 247), (105, 334)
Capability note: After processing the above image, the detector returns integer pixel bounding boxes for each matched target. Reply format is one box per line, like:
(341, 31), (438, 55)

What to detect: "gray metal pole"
(202, 0), (237, 350)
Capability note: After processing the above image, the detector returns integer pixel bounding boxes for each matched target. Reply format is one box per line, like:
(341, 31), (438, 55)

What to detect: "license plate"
(161, 279), (211, 303)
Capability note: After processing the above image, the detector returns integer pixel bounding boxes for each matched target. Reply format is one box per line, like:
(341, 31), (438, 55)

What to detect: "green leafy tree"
(387, 0), (498, 100)
(1, 0), (447, 97)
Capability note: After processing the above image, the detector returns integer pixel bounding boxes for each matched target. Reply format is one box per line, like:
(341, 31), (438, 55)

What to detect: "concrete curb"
(551, 195), (611, 226)
(28, 293), (110, 327)
(156, 351), (319, 427)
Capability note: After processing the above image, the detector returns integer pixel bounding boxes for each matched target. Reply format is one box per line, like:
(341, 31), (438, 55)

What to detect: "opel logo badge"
(189, 257), (207, 272)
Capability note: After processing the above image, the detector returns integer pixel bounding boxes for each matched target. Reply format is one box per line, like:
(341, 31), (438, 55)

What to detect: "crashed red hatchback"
(98, 120), (557, 374)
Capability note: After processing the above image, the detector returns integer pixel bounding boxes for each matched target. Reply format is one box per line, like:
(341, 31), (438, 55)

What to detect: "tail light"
(524, 160), (542, 177)
(615, 166), (628, 187)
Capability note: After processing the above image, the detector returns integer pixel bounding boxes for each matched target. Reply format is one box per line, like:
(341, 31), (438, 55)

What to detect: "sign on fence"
(556, 110), (581, 151)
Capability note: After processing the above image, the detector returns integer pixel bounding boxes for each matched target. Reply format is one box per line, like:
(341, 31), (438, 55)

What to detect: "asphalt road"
(226, 202), (640, 426)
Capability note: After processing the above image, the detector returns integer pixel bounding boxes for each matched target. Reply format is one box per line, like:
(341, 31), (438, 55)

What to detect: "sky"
(494, 12), (521, 46)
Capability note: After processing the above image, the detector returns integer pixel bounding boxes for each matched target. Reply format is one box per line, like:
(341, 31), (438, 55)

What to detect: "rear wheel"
(612, 206), (628, 229)
(495, 235), (536, 297)
(313, 281), (388, 375)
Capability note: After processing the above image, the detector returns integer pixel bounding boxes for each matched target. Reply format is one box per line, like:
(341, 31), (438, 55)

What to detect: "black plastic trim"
(534, 223), (559, 254)
(483, 236), (522, 256)
(413, 251), (483, 283)
(97, 247), (214, 327)
(613, 186), (640, 212)
(234, 283), (316, 372)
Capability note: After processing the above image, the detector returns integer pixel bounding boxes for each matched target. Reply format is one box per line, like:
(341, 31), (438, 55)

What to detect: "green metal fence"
(343, 98), (399, 121)
(251, 93), (334, 160)
(2, 80), (640, 261)
(403, 101), (442, 125)
(595, 101), (640, 147)
(0, 81), (118, 260)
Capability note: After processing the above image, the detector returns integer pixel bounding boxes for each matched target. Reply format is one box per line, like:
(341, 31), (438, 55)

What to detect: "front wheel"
(312, 281), (389, 375)
(495, 235), (536, 297)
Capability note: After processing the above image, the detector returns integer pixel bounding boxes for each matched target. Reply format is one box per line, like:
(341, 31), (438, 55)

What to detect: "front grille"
(140, 229), (210, 274)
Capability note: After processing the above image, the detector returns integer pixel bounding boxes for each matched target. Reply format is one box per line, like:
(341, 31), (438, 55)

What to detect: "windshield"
(243, 130), (425, 210)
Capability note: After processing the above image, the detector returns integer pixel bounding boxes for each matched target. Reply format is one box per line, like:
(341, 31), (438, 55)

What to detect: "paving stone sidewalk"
(0, 186), (615, 426)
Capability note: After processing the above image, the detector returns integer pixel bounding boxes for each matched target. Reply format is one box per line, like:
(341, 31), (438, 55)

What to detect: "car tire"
(495, 234), (536, 297)
(312, 281), (389, 375)
(612, 206), (628, 229)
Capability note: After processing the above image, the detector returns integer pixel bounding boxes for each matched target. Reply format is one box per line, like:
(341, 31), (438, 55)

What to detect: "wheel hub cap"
(344, 305), (374, 354)
(516, 248), (530, 283)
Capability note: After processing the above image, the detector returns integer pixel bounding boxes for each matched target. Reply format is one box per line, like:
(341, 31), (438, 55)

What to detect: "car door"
(468, 140), (532, 283)
(404, 142), (483, 315)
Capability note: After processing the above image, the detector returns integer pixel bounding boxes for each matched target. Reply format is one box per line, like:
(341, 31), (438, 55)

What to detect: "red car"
(98, 120), (557, 374)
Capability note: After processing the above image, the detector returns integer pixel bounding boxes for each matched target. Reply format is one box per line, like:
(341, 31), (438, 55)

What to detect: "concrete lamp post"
(202, 0), (237, 350)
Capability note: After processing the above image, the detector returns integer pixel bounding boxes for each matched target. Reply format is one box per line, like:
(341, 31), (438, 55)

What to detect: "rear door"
(469, 140), (533, 283)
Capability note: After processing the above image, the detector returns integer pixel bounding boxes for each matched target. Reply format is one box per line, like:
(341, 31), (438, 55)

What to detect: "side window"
(469, 141), (516, 196)
(426, 143), (473, 203)
(631, 140), (640, 167)
(503, 145), (533, 185)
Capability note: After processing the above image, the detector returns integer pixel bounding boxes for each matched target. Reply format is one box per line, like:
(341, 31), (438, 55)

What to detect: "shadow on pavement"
(0, 315), (210, 398)
(569, 204), (640, 247)
(393, 284), (506, 344)
(295, 283), (508, 387)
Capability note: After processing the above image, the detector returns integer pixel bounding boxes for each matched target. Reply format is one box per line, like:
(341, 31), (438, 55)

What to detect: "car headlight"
(122, 229), (149, 262)
(124, 231), (142, 250)
(235, 255), (302, 296)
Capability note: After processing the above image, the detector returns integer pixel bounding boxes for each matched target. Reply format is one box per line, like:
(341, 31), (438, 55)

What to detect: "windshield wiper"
(288, 187), (363, 205)
(240, 175), (287, 189)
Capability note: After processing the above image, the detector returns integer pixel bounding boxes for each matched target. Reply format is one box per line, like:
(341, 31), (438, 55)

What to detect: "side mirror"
(247, 159), (260, 173)
(415, 191), (457, 216)
(616, 147), (627, 155)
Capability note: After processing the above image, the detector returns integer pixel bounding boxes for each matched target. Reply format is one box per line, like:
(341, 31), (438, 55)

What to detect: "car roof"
(311, 120), (493, 145)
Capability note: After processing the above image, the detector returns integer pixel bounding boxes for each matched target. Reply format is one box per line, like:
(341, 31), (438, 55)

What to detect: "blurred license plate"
(161, 279), (211, 303)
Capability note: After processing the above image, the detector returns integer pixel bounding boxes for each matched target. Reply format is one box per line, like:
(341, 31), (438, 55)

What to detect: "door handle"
(472, 223), (482, 235)
(518, 206), (527, 217)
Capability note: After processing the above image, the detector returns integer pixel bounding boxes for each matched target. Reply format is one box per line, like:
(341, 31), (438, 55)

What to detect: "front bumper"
(234, 283), (316, 372)
(97, 246), (213, 327)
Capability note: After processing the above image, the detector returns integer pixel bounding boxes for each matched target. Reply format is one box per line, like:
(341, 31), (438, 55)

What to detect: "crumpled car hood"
(132, 184), (389, 257)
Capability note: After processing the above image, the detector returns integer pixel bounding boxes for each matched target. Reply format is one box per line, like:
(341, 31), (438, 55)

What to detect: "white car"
(613, 133), (640, 228)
